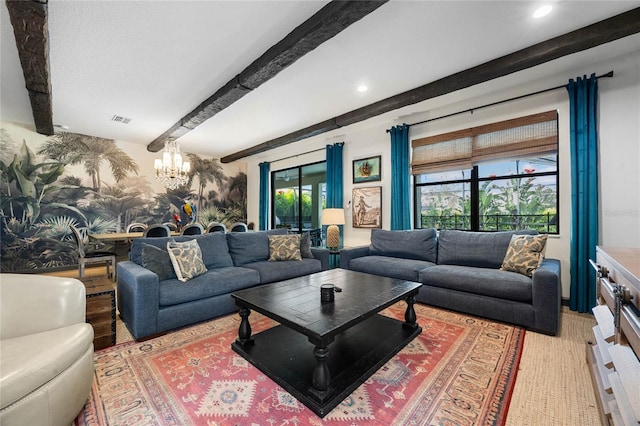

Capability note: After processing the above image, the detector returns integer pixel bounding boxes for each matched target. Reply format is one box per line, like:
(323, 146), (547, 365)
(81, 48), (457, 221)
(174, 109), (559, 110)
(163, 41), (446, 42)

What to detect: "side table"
(324, 245), (345, 268)
(79, 276), (116, 350)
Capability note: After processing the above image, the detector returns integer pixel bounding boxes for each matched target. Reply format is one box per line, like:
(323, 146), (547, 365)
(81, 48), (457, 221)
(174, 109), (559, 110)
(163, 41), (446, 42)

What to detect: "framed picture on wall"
(352, 155), (381, 183)
(352, 186), (382, 228)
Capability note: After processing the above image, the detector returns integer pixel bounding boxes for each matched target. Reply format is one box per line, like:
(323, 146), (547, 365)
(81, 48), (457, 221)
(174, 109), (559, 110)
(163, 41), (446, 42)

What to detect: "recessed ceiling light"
(533, 5), (553, 18)
(357, 84), (368, 93)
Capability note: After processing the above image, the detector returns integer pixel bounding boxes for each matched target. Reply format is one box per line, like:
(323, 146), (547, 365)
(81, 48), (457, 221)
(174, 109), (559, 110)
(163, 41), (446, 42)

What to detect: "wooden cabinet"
(587, 247), (640, 426)
(80, 277), (116, 350)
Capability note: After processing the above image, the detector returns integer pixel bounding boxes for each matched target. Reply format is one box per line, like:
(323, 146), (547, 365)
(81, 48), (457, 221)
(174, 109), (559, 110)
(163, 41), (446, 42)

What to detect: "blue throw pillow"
(300, 232), (314, 258)
(140, 243), (176, 281)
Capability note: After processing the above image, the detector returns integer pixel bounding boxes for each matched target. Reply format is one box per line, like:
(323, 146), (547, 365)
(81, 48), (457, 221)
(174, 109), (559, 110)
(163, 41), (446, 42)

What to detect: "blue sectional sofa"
(117, 229), (329, 340)
(340, 228), (561, 335)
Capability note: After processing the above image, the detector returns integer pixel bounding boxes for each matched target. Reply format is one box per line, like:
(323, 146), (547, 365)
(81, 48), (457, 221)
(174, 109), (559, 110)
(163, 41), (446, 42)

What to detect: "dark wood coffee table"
(231, 268), (422, 417)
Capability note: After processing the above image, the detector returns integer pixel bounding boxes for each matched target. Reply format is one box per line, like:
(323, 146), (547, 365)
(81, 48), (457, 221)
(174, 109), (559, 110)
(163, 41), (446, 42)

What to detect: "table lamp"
(322, 208), (345, 249)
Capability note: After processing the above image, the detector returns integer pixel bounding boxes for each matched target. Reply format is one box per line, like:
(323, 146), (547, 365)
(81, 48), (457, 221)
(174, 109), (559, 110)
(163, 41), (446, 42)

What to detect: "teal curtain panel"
(567, 74), (599, 312)
(259, 162), (270, 230)
(326, 143), (344, 208)
(390, 124), (411, 230)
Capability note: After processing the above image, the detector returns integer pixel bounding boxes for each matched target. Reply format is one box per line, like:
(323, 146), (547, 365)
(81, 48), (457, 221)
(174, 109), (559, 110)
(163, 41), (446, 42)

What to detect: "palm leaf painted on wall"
(38, 132), (138, 191)
(187, 153), (227, 212)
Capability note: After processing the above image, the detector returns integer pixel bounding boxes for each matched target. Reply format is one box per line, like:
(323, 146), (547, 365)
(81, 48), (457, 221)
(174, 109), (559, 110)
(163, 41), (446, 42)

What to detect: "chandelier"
(153, 139), (191, 190)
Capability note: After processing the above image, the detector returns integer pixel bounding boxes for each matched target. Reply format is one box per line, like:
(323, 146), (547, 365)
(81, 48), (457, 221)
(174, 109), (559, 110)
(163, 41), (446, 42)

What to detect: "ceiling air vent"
(111, 114), (132, 124)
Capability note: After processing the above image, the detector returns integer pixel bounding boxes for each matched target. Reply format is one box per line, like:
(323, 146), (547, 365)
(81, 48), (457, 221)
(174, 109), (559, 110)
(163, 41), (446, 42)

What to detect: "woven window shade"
(411, 111), (557, 175)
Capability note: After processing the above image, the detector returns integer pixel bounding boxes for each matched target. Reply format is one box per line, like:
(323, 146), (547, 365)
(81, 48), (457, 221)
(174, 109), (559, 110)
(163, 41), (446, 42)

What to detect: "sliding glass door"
(272, 162), (326, 246)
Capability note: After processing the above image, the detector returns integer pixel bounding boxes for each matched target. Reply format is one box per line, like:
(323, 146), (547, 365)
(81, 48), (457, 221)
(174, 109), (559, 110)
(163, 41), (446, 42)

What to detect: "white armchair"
(0, 274), (94, 426)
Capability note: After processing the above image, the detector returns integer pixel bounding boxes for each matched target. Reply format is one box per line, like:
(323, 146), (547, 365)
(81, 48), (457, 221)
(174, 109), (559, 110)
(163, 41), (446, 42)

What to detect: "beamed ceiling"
(2, 0), (640, 163)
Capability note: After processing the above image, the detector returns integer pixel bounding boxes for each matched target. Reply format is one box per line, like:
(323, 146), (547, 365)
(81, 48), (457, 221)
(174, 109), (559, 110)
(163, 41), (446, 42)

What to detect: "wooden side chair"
(181, 223), (204, 235)
(163, 222), (179, 232)
(143, 224), (171, 238)
(230, 222), (248, 232)
(206, 222), (227, 233)
(126, 222), (147, 233)
(69, 225), (116, 281)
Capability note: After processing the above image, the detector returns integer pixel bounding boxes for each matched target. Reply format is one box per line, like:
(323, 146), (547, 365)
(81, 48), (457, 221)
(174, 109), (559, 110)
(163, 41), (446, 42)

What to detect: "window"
(413, 111), (558, 233)
(271, 162), (326, 245)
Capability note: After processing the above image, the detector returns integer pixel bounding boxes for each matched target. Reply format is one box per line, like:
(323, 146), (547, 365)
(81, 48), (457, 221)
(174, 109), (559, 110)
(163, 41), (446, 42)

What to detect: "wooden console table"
(80, 276), (116, 350)
(587, 246), (640, 425)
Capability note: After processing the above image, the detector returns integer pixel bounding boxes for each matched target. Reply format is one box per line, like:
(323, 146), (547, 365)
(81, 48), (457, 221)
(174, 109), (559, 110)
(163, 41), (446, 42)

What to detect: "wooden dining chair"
(126, 222), (147, 233)
(206, 222), (227, 233)
(143, 224), (171, 238)
(163, 222), (179, 232)
(230, 222), (248, 232)
(181, 223), (204, 235)
(69, 225), (116, 281)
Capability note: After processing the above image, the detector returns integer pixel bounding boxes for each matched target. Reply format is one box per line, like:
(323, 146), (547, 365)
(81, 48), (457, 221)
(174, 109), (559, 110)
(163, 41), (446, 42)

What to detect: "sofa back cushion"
(131, 232), (233, 270)
(369, 228), (437, 263)
(196, 232), (234, 269)
(226, 228), (288, 266)
(437, 229), (538, 268)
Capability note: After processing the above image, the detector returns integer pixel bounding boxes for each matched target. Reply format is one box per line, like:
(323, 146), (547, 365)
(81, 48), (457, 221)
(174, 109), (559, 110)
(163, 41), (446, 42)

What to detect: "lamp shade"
(321, 208), (345, 225)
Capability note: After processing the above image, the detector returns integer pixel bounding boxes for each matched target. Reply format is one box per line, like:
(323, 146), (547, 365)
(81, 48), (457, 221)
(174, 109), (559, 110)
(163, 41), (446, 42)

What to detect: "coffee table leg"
(236, 307), (254, 347)
(312, 345), (330, 394)
(403, 295), (419, 330)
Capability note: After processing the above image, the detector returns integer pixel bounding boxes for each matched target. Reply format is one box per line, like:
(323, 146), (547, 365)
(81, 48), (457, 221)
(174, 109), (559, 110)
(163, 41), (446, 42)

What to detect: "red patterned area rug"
(76, 303), (524, 426)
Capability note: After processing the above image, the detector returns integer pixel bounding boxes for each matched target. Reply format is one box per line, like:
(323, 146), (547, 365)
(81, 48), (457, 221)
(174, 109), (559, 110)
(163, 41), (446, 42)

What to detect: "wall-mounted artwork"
(352, 186), (382, 228)
(352, 155), (381, 183)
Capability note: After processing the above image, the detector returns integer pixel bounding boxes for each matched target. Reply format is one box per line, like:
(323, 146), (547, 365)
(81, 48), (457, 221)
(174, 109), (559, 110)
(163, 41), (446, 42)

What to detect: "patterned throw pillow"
(166, 239), (207, 282)
(500, 234), (548, 277)
(268, 234), (302, 261)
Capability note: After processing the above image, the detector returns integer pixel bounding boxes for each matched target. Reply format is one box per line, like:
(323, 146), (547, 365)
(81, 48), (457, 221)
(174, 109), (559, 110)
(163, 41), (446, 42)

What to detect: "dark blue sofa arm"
(532, 258), (561, 335)
(311, 247), (330, 271)
(339, 245), (370, 270)
(117, 261), (161, 340)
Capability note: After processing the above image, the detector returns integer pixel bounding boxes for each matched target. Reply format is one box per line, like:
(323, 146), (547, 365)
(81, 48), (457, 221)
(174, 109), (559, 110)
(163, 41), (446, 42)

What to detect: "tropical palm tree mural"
(1, 126), (247, 272)
(187, 153), (227, 212)
(38, 132), (139, 192)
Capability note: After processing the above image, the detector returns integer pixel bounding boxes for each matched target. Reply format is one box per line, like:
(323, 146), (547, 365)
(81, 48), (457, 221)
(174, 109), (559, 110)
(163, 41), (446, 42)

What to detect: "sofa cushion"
(226, 229), (287, 266)
(349, 255), (435, 282)
(195, 232), (234, 269)
(419, 264), (533, 303)
(141, 243), (176, 281)
(268, 234), (302, 261)
(130, 235), (193, 265)
(501, 234), (548, 277)
(166, 239), (208, 282)
(131, 234), (234, 270)
(158, 267), (261, 306)
(369, 228), (438, 263)
(243, 258), (322, 284)
(437, 229), (537, 268)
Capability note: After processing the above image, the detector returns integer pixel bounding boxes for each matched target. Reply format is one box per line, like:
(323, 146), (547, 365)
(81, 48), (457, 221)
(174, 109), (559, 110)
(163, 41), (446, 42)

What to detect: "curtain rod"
(386, 70), (614, 133)
(269, 142), (345, 164)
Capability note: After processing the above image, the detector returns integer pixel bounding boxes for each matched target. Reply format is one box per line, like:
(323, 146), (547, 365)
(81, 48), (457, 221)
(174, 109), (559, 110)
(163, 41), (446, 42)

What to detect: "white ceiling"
(2, 0), (640, 161)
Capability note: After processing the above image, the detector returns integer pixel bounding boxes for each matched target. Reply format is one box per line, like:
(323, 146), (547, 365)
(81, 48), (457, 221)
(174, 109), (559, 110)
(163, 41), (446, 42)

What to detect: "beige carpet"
(506, 308), (600, 426)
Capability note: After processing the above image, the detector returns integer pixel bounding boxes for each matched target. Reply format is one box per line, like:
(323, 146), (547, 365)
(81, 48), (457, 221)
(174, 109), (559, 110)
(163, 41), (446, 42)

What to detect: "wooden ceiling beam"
(147, 0), (389, 153)
(5, 0), (54, 135)
(221, 7), (640, 163)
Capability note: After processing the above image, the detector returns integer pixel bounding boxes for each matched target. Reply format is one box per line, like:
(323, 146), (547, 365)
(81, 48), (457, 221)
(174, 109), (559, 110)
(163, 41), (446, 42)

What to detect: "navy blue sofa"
(340, 229), (561, 335)
(117, 229), (329, 340)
